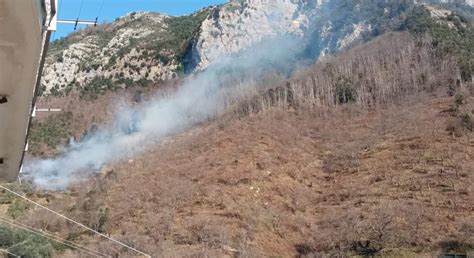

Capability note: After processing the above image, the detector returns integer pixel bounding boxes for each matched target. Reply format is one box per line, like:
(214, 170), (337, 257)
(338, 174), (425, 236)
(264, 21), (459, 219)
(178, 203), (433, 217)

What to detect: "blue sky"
(52, 0), (228, 40)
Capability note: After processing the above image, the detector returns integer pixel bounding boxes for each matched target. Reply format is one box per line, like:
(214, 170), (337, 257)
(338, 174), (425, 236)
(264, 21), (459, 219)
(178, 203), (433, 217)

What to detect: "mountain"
(184, 0), (320, 71)
(41, 10), (208, 98)
(41, 0), (473, 99)
(21, 28), (474, 256)
(3, 0), (473, 257)
(43, 0), (468, 98)
(41, 0), (325, 97)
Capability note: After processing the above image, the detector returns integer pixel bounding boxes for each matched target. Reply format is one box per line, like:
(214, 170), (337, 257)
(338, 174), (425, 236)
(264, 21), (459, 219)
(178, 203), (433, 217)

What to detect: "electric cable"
(0, 216), (108, 257)
(0, 185), (151, 258)
(74, 0), (85, 30)
(97, 0), (106, 19)
(78, 0), (85, 19)
(94, 0), (106, 26)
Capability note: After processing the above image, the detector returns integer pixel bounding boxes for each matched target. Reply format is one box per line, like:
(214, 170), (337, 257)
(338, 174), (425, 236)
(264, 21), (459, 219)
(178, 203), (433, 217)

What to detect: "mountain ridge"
(41, 0), (473, 98)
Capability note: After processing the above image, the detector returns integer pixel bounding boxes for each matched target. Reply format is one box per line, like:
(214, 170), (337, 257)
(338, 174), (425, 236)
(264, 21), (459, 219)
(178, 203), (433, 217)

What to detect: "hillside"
(47, 89), (474, 257)
(0, 0), (473, 257)
(17, 31), (474, 256)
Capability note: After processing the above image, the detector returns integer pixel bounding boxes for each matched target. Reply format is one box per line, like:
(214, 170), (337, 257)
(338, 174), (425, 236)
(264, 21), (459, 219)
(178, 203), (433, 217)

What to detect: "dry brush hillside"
(13, 30), (474, 257)
(25, 90), (474, 257)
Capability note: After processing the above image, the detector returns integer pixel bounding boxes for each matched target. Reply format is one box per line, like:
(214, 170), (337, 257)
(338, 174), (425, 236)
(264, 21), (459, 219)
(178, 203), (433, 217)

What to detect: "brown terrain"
(10, 32), (474, 257)
(26, 93), (474, 257)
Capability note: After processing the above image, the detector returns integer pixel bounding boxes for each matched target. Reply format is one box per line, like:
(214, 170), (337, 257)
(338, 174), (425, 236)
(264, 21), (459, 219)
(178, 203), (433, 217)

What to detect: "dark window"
(0, 96), (7, 104)
(0, 158), (4, 164)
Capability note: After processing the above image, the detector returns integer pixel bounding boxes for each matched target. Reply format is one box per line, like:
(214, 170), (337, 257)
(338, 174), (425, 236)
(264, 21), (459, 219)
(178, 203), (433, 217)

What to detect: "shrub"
(0, 225), (59, 258)
(8, 237), (55, 258)
(37, 85), (47, 96)
(310, 202), (432, 256)
(104, 55), (117, 69)
(0, 189), (16, 205)
(446, 121), (463, 137)
(460, 113), (473, 131)
(137, 78), (152, 87)
(56, 54), (63, 63)
(0, 226), (18, 247)
(455, 92), (465, 108)
(116, 77), (134, 88)
(49, 84), (63, 97)
(80, 76), (115, 100)
(402, 6), (474, 83)
(447, 111), (474, 136)
(29, 112), (73, 153)
(147, 8), (211, 67)
(7, 200), (30, 219)
(335, 76), (357, 104)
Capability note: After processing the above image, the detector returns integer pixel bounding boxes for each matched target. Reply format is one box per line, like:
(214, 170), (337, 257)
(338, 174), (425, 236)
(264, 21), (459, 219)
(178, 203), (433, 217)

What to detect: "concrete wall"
(0, 0), (47, 181)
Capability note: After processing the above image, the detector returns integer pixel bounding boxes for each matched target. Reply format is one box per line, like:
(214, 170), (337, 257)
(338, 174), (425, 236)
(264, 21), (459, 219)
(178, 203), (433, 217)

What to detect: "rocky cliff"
(185, 0), (321, 70)
(41, 0), (473, 98)
(42, 9), (211, 98)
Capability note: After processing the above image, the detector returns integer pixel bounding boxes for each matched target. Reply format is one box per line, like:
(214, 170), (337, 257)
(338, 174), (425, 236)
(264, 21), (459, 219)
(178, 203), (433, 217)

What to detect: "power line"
(74, 0), (86, 30)
(93, 0), (106, 26)
(0, 218), (105, 257)
(0, 185), (151, 258)
(0, 217), (108, 257)
(97, 0), (106, 19)
(77, 0), (85, 19)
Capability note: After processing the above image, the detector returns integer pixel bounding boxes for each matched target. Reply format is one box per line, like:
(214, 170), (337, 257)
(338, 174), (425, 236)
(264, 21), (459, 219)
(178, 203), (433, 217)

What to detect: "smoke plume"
(25, 36), (305, 190)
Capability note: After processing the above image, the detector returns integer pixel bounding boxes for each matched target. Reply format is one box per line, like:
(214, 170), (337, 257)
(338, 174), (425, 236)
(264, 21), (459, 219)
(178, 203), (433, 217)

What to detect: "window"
(0, 96), (7, 104)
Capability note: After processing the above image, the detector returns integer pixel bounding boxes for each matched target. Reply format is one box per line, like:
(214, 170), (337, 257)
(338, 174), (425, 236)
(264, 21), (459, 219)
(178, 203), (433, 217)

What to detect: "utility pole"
(57, 18), (99, 30)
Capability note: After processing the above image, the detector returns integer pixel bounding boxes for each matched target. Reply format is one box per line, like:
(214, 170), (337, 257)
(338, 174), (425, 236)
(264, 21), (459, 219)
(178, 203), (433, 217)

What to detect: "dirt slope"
(53, 94), (472, 257)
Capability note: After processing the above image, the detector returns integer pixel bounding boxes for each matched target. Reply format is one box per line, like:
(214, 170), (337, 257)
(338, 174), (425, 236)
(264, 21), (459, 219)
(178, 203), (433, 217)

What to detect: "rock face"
(42, 0), (361, 95)
(186, 0), (374, 71)
(41, 0), (473, 96)
(43, 12), (178, 96)
(187, 0), (320, 70)
(186, 0), (474, 71)
(438, 0), (474, 6)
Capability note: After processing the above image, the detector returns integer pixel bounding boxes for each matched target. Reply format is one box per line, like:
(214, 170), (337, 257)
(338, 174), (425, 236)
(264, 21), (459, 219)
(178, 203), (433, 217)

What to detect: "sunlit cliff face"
(189, 0), (322, 71)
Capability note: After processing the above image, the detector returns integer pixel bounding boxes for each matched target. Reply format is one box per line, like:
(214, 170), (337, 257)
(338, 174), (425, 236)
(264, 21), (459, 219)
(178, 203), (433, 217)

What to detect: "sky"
(52, 0), (228, 40)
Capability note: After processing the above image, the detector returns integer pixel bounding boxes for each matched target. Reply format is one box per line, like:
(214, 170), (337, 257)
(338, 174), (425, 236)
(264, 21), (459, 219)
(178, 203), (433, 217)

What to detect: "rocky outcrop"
(43, 0), (364, 95)
(43, 12), (177, 95)
(438, 0), (474, 7)
(189, 0), (319, 70)
(186, 0), (474, 71)
(42, 0), (472, 96)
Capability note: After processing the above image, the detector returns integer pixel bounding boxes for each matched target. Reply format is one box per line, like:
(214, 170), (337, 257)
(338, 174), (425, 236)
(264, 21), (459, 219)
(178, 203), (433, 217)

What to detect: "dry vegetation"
(27, 78), (182, 157)
(11, 31), (473, 257)
(231, 32), (461, 116)
(21, 94), (473, 257)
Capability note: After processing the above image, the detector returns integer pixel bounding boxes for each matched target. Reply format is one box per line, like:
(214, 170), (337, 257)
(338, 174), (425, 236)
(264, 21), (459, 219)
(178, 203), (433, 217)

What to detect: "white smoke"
(24, 36), (304, 190)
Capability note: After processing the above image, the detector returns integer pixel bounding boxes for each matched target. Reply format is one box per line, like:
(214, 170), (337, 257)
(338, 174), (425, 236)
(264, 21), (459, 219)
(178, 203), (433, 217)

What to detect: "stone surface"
(41, 0), (473, 95)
